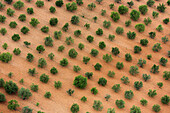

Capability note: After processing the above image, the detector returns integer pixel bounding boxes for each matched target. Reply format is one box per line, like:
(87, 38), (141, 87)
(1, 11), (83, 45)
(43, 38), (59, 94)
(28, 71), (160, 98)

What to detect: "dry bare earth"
(0, 0), (170, 113)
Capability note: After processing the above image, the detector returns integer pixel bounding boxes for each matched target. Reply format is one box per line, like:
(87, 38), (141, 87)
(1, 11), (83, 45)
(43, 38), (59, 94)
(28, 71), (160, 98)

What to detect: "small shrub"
(30, 18), (40, 27)
(156, 25), (163, 32)
(127, 1), (134, 8)
(96, 28), (103, 36)
(0, 93), (6, 102)
(108, 34), (115, 41)
(48, 53), (54, 60)
(116, 62), (124, 70)
(115, 0), (121, 3)
(162, 36), (169, 44)
(93, 100), (103, 111)
(121, 76), (130, 84)
(8, 72), (13, 78)
(101, 9), (106, 16)
(112, 84), (120, 93)
(142, 74), (151, 82)
(135, 24), (145, 32)
(66, 2), (77, 12)
(151, 64), (159, 74)
(13, 1), (24, 10)
(0, 28), (7, 35)
(147, 54), (152, 60)
(105, 94), (111, 101)
(26, 53), (34, 62)
(85, 72), (93, 79)
(90, 49), (99, 57)
(147, 0), (155, 7)
(28, 68), (37, 76)
(103, 54), (113, 63)
(163, 71), (170, 80)
(129, 65), (139, 76)
(87, 3), (96, 10)
(9, 21), (17, 28)
(12, 34), (20, 42)
(7, 8), (15, 16)
(118, 5), (128, 14)
(157, 3), (166, 12)
(109, 4), (114, 9)
(44, 36), (53, 47)
(110, 11), (120, 22)
(140, 39), (148, 46)
(0, 52), (12, 63)
(67, 89), (74, 96)
(134, 46), (142, 53)
(49, 6), (56, 13)
(149, 32), (156, 39)
(127, 31), (136, 40)
(2, 43), (8, 50)
(13, 48), (21, 55)
(163, 18), (169, 24)
(130, 10), (140, 21)
(73, 75), (87, 89)
(167, 0), (170, 5)
(125, 53), (132, 61)
(161, 95), (170, 104)
(159, 57), (168, 66)
(137, 58), (146, 68)
(54, 31), (62, 39)
(87, 35), (94, 43)
(84, 23), (90, 29)
(103, 20), (111, 28)
(157, 82), (163, 88)
(152, 43), (162, 52)
(50, 67), (58, 75)
(91, 87), (98, 95)
(70, 103), (79, 113)
(124, 90), (134, 99)
(54, 81), (62, 89)
(144, 17), (152, 25)
(55, 0), (64, 7)
(78, 43), (84, 50)
(0, 2), (5, 11)
(0, 78), (5, 87)
(21, 26), (29, 34)
(74, 30), (81, 37)
(27, 8), (34, 14)
(73, 65), (81, 72)
(152, 11), (159, 19)
(116, 27), (124, 35)
(0, 15), (6, 23)
(8, 100), (19, 110)
(148, 89), (157, 97)
(68, 48), (78, 58)
(49, 18), (58, 26)
(41, 26), (49, 33)
(4, 81), (18, 94)
(134, 81), (143, 90)
(38, 58), (47, 68)
(22, 106), (32, 113)
(98, 77), (107, 86)
(140, 99), (148, 106)
(152, 104), (161, 112)
(40, 74), (49, 83)
(62, 23), (69, 32)
(115, 100), (125, 109)
(18, 88), (32, 100)
(60, 58), (68, 67)
(83, 56), (90, 64)
(130, 105), (141, 113)
(65, 36), (74, 45)
(94, 63), (102, 71)
(139, 5), (148, 15)
(30, 83), (38, 92)
(36, 0), (44, 7)
(18, 14), (26, 21)
(125, 20), (131, 27)
(44, 92), (51, 98)
(93, 16), (98, 22)
(36, 45), (45, 53)
(99, 41), (106, 49)
(76, 0), (83, 5)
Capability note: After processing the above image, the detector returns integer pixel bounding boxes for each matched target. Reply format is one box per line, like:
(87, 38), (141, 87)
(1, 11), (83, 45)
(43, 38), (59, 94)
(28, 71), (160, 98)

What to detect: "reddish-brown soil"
(0, 0), (170, 113)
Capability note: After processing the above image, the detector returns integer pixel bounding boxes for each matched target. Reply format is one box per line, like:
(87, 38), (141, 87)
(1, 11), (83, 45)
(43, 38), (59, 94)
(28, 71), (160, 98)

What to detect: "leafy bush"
(156, 25), (163, 32)
(93, 16), (98, 22)
(127, 31), (136, 40)
(90, 49), (99, 57)
(84, 23), (90, 29)
(73, 75), (87, 89)
(101, 9), (106, 16)
(8, 100), (19, 110)
(93, 100), (103, 111)
(103, 20), (111, 28)
(148, 89), (157, 97)
(99, 41), (106, 49)
(30, 83), (38, 92)
(143, 74), (151, 82)
(115, 0), (121, 3)
(83, 56), (90, 64)
(91, 87), (98, 95)
(144, 17), (152, 25)
(4, 0), (13, 4)
(67, 89), (74, 96)
(159, 57), (168, 66)
(130, 105), (141, 113)
(49, 6), (56, 13)
(140, 99), (148, 106)
(115, 100), (125, 109)
(41, 26), (49, 33)
(30, 18), (40, 27)
(168, 0), (170, 5)
(103, 54), (113, 63)
(112, 84), (120, 92)
(0, 28), (7, 35)
(2, 43), (8, 50)
(60, 58), (68, 67)
(36, 45), (45, 53)
(44, 92), (51, 98)
(54, 81), (62, 89)
(129, 65), (139, 75)
(152, 104), (161, 112)
(152, 11), (159, 19)
(54, 31), (62, 39)
(152, 43), (162, 52)
(94, 63), (102, 71)
(124, 90), (134, 99)
(110, 11), (120, 22)
(140, 39), (148, 46)
(105, 94), (111, 101)
(66, 2), (77, 12)
(9, 21), (17, 29)
(7, 8), (15, 16)
(48, 53), (54, 60)
(121, 76), (130, 84)
(73, 65), (81, 72)
(44, 36), (53, 47)
(78, 43), (84, 50)
(74, 30), (81, 37)
(162, 36), (169, 44)
(134, 46), (142, 53)
(4, 81), (18, 94)
(0, 78), (5, 87)
(40, 74), (49, 83)
(36, 0), (44, 7)
(0, 93), (6, 102)
(18, 14), (26, 21)
(149, 32), (156, 39)
(125, 53), (132, 61)
(157, 3), (166, 12)
(38, 58), (47, 68)
(98, 77), (107, 86)
(125, 20), (131, 27)
(118, 5), (128, 14)
(127, 1), (134, 8)
(49, 18), (58, 26)
(28, 68), (37, 76)
(157, 82), (163, 88)
(135, 24), (145, 32)
(87, 3), (96, 10)
(13, 1), (24, 10)
(137, 58), (146, 68)
(85, 72), (93, 79)
(163, 18), (169, 24)
(65, 36), (74, 45)
(161, 95), (170, 104)
(26, 53), (34, 62)
(50, 67), (58, 74)
(68, 48), (78, 58)
(62, 23), (69, 32)
(116, 62), (124, 70)
(0, 15), (6, 23)
(0, 52), (12, 63)
(76, 0), (83, 5)
(163, 71), (170, 80)
(139, 5), (148, 15)
(13, 48), (21, 55)
(109, 4), (114, 9)
(134, 81), (143, 90)
(87, 35), (94, 43)
(147, 0), (155, 7)
(130, 10), (140, 21)
(55, 0), (64, 7)
(108, 34), (115, 41)
(70, 103), (79, 113)
(116, 27), (124, 35)
(21, 26), (29, 34)
(151, 64), (159, 74)
(22, 106), (32, 113)
(18, 88), (32, 100)
(96, 28), (103, 36)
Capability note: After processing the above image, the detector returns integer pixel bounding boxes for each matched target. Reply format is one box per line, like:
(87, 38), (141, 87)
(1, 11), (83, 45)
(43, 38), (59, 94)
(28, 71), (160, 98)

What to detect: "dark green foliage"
(163, 18), (169, 24)
(140, 99), (148, 106)
(4, 0), (13, 4)
(157, 82), (163, 88)
(76, 0), (83, 5)
(125, 90), (134, 99)
(30, 18), (40, 27)
(55, 0), (64, 7)
(44, 36), (53, 47)
(108, 34), (115, 41)
(144, 17), (152, 25)
(66, 2), (77, 12)
(103, 54), (113, 63)
(8, 72), (13, 78)
(115, 0), (121, 3)
(107, 108), (115, 113)
(21, 26), (29, 34)
(0, 52), (12, 63)
(147, 0), (155, 7)
(152, 11), (159, 19)
(140, 39), (148, 46)
(161, 95), (170, 104)
(139, 5), (148, 15)
(129, 65), (139, 75)
(65, 36), (74, 45)
(85, 72), (93, 79)
(91, 87), (98, 95)
(134, 81), (143, 90)
(121, 76), (130, 84)
(168, 51), (170, 58)
(83, 56), (90, 64)
(156, 25), (163, 32)
(143, 74), (151, 82)
(38, 58), (47, 68)
(99, 41), (106, 49)
(125, 20), (131, 27)
(103, 20), (111, 28)
(96, 28), (103, 36)
(0, 28), (7, 35)
(40, 74), (49, 83)
(87, 3), (96, 10)
(148, 89), (157, 97)
(90, 49), (99, 57)
(18, 14), (26, 21)
(96, 0), (103, 4)
(41, 26), (49, 33)
(93, 100), (103, 111)
(105, 94), (111, 101)
(116, 27), (124, 35)
(68, 48), (78, 58)
(0, 78), (5, 87)
(152, 104), (161, 112)
(127, 1), (134, 8)
(94, 63), (102, 71)
(49, 18), (58, 26)
(112, 84), (120, 93)
(60, 58), (68, 67)
(26, 8), (34, 15)
(54, 31), (62, 39)
(125, 53), (132, 61)
(54, 81), (62, 89)
(13, 48), (21, 55)
(93, 16), (98, 22)
(9, 21), (17, 28)
(22, 106), (33, 113)
(18, 88), (32, 100)
(163, 71), (170, 80)
(30, 83), (38, 92)
(70, 103), (79, 113)
(84, 23), (90, 29)
(135, 24), (145, 32)
(107, 71), (115, 77)
(67, 89), (74, 96)
(134, 46), (142, 53)
(137, 58), (146, 68)
(49, 6), (56, 13)
(130, 10), (140, 21)
(157, 3), (166, 12)
(159, 57), (168, 66)
(130, 105), (141, 113)
(101, 9), (106, 16)
(98, 77), (107, 86)
(110, 11), (120, 22)
(115, 99), (125, 109)
(62, 23), (69, 32)
(36, 45), (45, 53)
(87, 35), (94, 43)
(4, 81), (18, 94)
(149, 32), (156, 39)
(78, 43), (84, 50)
(25, 0), (32, 2)
(73, 65), (81, 72)
(73, 75), (87, 89)
(13, 1), (24, 10)
(168, 0), (170, 5)
(2, 43), (8, 50)
(36, 0), (44, 7)
(0, 15), (6, 23)
(162, 36), (169, 44)
(50, 67), (58, 75)
(151, 64), (159, 74)
(26, 53), (34, 62)
(109, 4), (114, 9)
(28, 68), (37, 76)
(127, 31), (136, 40)
(116, 62), (124, 69)
(152, 43), (162, 52)
(7, 8), (15, 16)
(8, 100), (19, 110)
(0, 93), (6, 102)
(48, 53), (54, 60)
(118, 5), (128, 14)
(44, 92), (51, 98)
